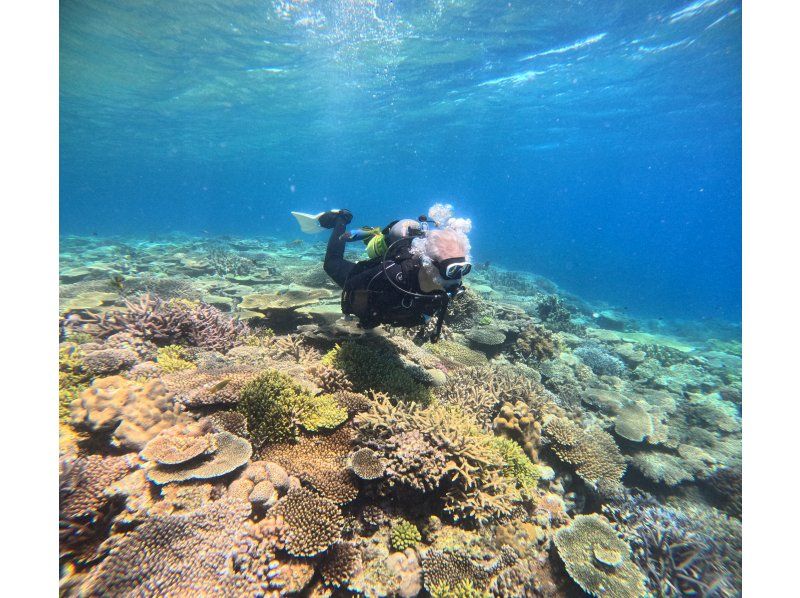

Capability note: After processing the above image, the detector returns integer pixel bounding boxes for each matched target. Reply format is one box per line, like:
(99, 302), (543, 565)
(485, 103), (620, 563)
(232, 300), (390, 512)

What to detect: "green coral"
(297, 393), (348, 432)
(429, 580), (491, 598)
(390, 519), (422, 552)
(236, 370), (313, 447)
(59, 344), (91, 421)
(156, 345), (196, 373)
(492, 436), (543, 492)
(323, 342), (432, 404)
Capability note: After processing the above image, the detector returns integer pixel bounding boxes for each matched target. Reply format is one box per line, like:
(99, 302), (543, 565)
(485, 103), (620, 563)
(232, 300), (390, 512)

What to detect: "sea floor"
(59, 234), (742, 597)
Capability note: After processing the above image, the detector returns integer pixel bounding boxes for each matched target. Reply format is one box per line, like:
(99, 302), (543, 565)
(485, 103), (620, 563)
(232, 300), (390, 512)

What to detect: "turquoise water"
(60, 0), (741, 324)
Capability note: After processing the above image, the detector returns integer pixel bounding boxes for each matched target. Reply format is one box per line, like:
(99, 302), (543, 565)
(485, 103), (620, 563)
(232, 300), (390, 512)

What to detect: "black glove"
(318, 209), (353, 229)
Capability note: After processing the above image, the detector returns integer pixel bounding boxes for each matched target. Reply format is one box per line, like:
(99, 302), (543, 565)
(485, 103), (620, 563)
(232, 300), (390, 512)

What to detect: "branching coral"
(604, 493), (741, 597)
(355, 398), (522, 524)
(511, 323), (561, 362)
(235, 370), (314, 447)
(86, 294), (248, 352)
(320, 541), (363, 589)
(260, 427), (358, 505)
(574, 344), (627, 377)
(264, 488), (345, 557)
(79, 499), (253, 596)
(422, 549), (513, 595)
(324, 341), (433, 403)
(155, 344), (196, 373)
(553, 514), (646, 598)
(543, 417), (627, 494)
(390, 519), (422, 552)
(491, 437), (546, 493)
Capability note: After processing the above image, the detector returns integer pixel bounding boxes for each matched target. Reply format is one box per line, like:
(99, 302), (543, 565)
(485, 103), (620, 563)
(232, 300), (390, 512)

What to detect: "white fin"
(291, 211), (326, 234)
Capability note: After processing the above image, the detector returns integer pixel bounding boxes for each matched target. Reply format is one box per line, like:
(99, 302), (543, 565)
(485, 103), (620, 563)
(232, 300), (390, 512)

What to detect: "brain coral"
(553, 514), (646, 598)
(543, 417), (627, 494)
(70, 376), (188, 450)
(79, 499), (252, 596)
(268, 488), (345, 557)
(145, 431), (252, 485)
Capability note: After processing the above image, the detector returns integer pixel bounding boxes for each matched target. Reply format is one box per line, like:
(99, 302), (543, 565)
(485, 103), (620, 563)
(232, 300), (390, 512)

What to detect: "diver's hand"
(318, 209), (353, 229)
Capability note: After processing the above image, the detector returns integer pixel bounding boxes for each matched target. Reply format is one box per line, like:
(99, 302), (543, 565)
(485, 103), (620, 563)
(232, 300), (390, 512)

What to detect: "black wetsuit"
(323, 217), (450, 332)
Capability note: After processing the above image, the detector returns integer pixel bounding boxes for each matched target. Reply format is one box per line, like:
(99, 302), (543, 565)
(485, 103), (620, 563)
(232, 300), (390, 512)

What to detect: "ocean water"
(59, 2), (743, 597)
(61, 0), (741, 325)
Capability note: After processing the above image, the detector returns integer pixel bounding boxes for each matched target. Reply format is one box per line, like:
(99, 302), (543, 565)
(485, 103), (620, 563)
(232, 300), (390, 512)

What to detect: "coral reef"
(323, 341), (433, 403)
(554, 514), (646, 598)
(155, 344), (196, 373)
(390, 519), (422, 551)
(574, 343), (627, 377)
(263, 488), (345, 557)
(144, 431), (252, 484)
(544, 417), (627, 495)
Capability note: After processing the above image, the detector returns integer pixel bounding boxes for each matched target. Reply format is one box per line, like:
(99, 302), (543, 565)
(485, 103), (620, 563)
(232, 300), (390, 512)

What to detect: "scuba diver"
(291, 207), (472, 342)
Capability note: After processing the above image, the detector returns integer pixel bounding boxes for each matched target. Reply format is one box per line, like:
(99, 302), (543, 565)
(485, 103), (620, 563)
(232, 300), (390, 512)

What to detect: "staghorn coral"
(320, 541), (363, 589)
(355, 399), (521, 524)
(70, 376), (188, 450)
(348, 448), (386, 480)
(79, 499), (253, 596)
(266, 488), (345, 557)
(155, 344), (196, 373)
(145, 431), (252, 485)
(422, 549), (513, 594)
(553, 514), (646, 598)
(543, 417), (627, 494)
(308, 363), (353, 393)
(260, 427), (358, 505)
(323, 341), (433, 403)
(390, 519), (422, 552)
(604, 493), (741, 597)
(86, 294), (248, 352)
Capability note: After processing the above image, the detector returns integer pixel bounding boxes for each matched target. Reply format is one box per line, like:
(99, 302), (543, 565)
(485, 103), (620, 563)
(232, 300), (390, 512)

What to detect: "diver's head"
(412, 228), (472, 290)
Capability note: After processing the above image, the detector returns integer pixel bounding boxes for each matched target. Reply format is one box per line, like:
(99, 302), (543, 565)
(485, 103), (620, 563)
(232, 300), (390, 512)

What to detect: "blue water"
(60, 0), (741, 323)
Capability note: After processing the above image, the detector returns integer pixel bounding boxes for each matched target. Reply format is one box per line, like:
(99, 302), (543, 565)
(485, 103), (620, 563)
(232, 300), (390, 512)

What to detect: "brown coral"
(70, 376), (188, 450)
(267, 489), (345, 557)
(320, 541), (363, 588)
(79, 499), (253, 596)
(348, 448), (386, 480)
(227, 460), (289, 507)
(163, 368), (260, 407)
(512, 323), (561, 362)
(260, 427), (358, 505)
(145, 432), (252, 485)
(544, 417), (627, 493)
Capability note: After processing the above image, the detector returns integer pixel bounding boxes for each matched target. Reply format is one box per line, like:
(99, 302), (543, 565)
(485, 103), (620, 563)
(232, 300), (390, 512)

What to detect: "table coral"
(70, 375), (188, 450)
(145, 431), (252, 484)
(614, 401), (654, 442)
(348, 448), (386, 480)
(553, 514), (646, 598)
(630, 450), (694, 486)
(79, 499), (252, 596)
(427, 339), (489, 368)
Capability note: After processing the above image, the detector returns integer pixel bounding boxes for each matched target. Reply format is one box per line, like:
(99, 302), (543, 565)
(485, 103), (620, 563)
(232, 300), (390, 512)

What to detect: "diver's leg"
(323, 217), (356, 288)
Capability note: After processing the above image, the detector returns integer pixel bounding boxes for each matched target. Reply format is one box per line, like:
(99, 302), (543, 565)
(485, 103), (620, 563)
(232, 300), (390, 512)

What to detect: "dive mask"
(436, 257), (472, 280)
